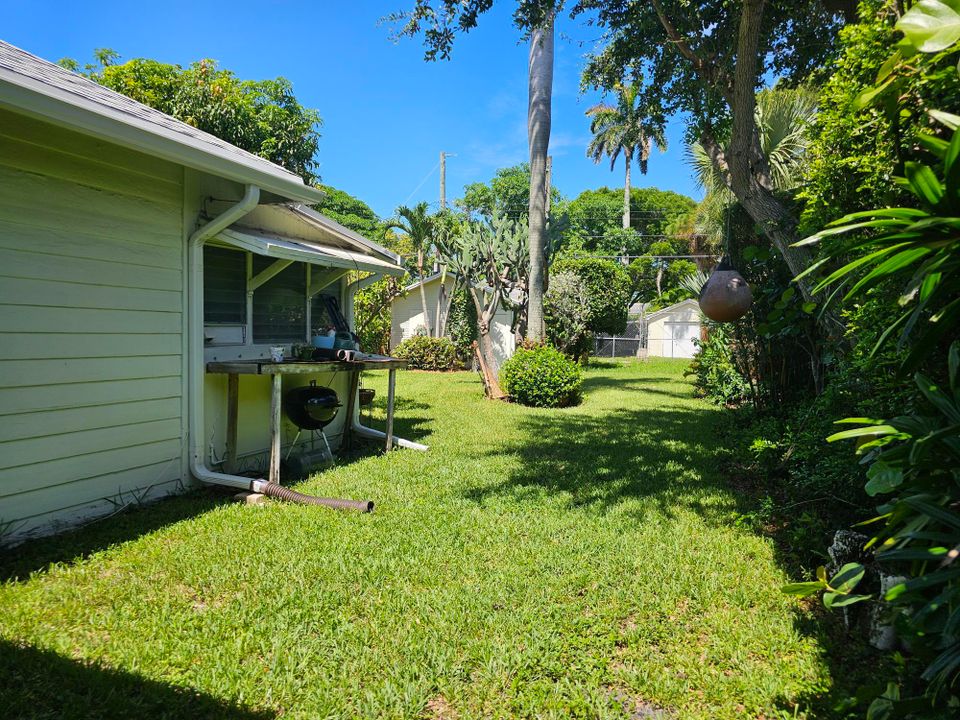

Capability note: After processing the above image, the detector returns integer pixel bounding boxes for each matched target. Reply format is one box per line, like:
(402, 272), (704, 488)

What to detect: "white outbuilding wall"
(390, 276), (515, 367)
(645, 299), (703, 359)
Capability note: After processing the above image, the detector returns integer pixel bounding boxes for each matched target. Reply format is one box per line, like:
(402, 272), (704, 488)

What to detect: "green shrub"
(545, 270), (591, 358)
(551, 258), (631, 336)
(447, 287), (478, 360)
(500, 345), (583, 408)
(393, 336), (458, 371)
(685, 323), (750, 406)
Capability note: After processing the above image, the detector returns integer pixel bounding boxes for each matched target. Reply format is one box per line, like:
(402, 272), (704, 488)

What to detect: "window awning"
(216, 228), (405, 277)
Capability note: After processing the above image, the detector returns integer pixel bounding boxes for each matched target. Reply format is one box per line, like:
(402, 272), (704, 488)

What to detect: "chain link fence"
(593, 319), (647, 358)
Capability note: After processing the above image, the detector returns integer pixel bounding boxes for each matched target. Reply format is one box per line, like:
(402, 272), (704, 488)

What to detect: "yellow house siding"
(0, 109), (185, 542)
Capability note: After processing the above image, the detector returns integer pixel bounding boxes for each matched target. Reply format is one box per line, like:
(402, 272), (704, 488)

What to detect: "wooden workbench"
(206, 356), (407, 483)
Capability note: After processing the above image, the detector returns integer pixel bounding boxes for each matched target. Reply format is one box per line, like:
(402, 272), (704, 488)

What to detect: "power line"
(402, 159), (442, 206)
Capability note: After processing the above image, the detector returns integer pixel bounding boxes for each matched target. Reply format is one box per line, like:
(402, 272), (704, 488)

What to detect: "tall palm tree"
(526, 12), (553, 343)
(586, 83), (667, 230)
(387, 202), (434, 336)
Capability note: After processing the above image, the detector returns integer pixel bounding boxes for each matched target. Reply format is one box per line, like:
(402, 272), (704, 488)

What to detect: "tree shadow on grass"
(0, 639), (275, 719)
(464, 402), (745, 525)
(0, 490), (230, 584)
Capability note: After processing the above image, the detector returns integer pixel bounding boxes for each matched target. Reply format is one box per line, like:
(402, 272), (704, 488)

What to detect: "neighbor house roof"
(644, 298), (702, 323)
(0, 40), (325, 205)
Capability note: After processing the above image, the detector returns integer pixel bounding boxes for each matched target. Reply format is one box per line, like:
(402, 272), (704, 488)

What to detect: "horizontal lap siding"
(0, 109), (185, 541)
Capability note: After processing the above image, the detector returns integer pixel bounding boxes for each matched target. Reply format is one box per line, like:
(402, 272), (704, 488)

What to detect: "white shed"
(0, 41), (406, 544)
(390, 274), (516, 367)
(645, 299), (703, 358)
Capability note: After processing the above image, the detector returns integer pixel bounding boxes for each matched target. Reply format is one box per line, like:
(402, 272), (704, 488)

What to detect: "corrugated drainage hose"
(257, 482), (373, 512)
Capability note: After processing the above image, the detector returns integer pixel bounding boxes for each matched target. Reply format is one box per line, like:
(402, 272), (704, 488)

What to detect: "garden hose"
(257, 482), (373, 512)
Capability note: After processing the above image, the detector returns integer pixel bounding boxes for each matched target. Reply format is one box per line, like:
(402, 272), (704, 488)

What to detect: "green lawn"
(1, 360), (835, 719)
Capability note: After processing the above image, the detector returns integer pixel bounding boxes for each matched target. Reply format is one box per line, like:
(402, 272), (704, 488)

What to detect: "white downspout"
(187, 184), (270, 491)
(345, 275), (429, 452)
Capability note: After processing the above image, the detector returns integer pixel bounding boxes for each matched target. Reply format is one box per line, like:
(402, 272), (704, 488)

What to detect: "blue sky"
(5, 1), (701, 219)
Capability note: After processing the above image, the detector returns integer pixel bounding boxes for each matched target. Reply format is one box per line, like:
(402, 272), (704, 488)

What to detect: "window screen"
(204, 246), (246, 324)
(311, 293), (350, 334)
(252, 257), (307, 342)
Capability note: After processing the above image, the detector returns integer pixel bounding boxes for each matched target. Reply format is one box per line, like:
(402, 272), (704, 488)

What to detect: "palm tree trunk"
(623, 156), (631, 230)
(525, 12), (553, 343)
(417, 249), (431, 336)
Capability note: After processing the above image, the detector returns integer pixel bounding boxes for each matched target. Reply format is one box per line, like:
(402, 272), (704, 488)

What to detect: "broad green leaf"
(897, 0), (960, 53)
(844, 247), (933, 300)
(902, 497), (960, 530)
(853, 77), (895, 110)
(876, 50), (902, 83)
(887, 568), (960, 599)
(944, 126), (960, 181)
(795, 220), (913, 246)
(781, 580), (826, 596)
(811, 244), (912, 293)
(834, 417), (888, 425)
(879, 546), (948, 562)
(865, 461), (905, 496)
(930, 109), (960, 129)
(918, 271), (942, 303)
(950, 341), (959, 394)
(915, 373), (960, 423)
(829, 562), (866, 594)
(904, 161), (944, 205)
(824, 592), (872, 608)
(869, 310), (910, 358)
(917, 131), (951, 158)
(827, 425), (900, 442)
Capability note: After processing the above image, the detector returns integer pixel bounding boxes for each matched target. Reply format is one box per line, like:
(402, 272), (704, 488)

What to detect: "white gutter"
(344, 276), (429, 452)
(188, 184), (270, 491)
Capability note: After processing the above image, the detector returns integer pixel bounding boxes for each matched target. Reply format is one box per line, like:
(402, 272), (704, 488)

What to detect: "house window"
(311, 293), (350, 335)
(204, 248), (345, 345)
(204, 246), (246, 324)
(252, 256), (307, 343)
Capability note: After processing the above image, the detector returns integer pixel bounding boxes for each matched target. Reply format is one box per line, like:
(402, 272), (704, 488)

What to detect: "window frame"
(202, 244), (349, 349)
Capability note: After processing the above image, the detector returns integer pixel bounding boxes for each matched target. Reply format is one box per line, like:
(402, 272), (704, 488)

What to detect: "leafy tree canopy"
(59, 51), (323, 183)
(457, 163), (562, 219)
(313, 184), (382, 238)
(564, 187), (695, 255)
(551, 257), (630, 335)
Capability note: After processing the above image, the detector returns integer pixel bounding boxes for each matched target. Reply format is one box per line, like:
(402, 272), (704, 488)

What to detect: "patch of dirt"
(607, 686), (673, 719)
(423, 695), (458, 720)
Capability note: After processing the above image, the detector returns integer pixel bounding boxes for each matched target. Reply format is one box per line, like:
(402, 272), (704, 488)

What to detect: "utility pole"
(439, 151), (447, 210)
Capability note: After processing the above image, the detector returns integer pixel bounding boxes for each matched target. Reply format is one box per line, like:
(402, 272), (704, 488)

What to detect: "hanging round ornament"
(698, 255), (753, 322)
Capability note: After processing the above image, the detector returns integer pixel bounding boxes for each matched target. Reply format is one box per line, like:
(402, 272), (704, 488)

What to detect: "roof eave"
(0, 74), (326, 205)
(288, 204), (402, 264)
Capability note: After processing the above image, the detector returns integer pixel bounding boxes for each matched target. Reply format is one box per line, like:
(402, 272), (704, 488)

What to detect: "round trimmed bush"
(393, 335), (458, 371)
(500, 345), (583, 408)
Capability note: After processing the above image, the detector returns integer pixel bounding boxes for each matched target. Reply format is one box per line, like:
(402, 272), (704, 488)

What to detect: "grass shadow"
(464, 400), (745, 525)
(0, 639), (275, 719)
(0, 490), (230, 583)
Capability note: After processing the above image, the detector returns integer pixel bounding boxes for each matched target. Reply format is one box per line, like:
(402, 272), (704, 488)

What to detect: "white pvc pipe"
(351, 422), (428, 451)
(345, 277), (429, 452)
(188, 185), (263, 491)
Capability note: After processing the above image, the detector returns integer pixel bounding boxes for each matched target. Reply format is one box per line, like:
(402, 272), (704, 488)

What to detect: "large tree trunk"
(468, 287), (505, 398)
(652, 0), (817, 303)
(417, 249), (432, 336)
(526, 13), (553, 343)
(723, 0), (814, 299)
(435, 275), (446, 337)
(623, 155), (631, 230)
